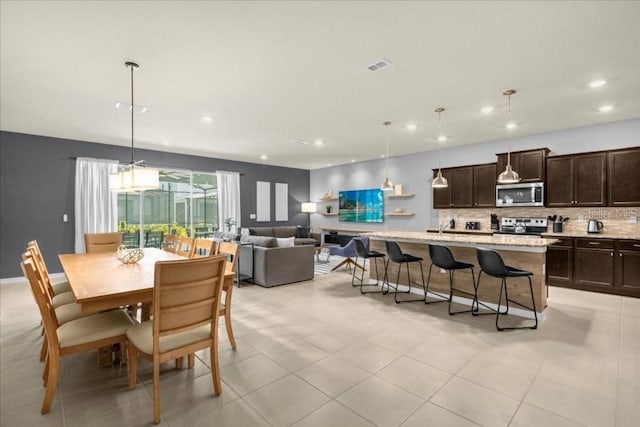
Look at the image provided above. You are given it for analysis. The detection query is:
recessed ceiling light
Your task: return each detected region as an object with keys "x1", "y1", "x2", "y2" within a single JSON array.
[
  {"x1": 406, "y1": 123, "x2": 417, "y2": 131},
  {"x1": 589, "y1": 79, "x2": 607, "y2": 88},
  {"x1": 162, "y1": 140, "x2": 170, "y2": 146},
  {"x1": 201, "y1": 115, "x2": 213, "y2": 123},
  {"x1": 260, "y1": 154, "x2": 268, "y2": 160},
  {"x1": 314, "y1": 139, "x2": 324, "y2": 146},
  {"x1": 438, "y1": 135, "x2": 448, "y2": 142},
  {"x1": 481, "y1": 106, "x2": 494, "y2": 114},
  {"x1": 506, "y1": 122, "x2": 517, "y2": 130},
  {"x1": 380, "y1": 154, "x2": 385, "y2": 158},
  {"x1": 351, "y1": 159, "x2": 356, "y2": 163},
  {"x1": 598, "y1": 105, "x2": 613, "y2": 112},
  {"x1": 327, "y1": 163, "x2": 332, "y2": 167}
]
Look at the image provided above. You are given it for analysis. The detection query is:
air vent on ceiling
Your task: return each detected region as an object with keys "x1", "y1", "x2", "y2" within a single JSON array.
[
  {"x1": 367, "y1": 58, "x2": 392, "y2": 72},
  {"x1": 291, "y1": 139, "x2": 311, "y2": 145}
]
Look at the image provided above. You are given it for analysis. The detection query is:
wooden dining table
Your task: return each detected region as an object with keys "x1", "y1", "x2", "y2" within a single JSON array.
[{"x1": 59, "y1": 248, "x2": 234, "y2": 316}]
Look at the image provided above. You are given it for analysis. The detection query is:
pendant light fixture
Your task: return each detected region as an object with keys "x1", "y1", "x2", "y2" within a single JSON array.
[
  {"x1": 381, "y1": 121, "x2": 394, "y2": 191},
  {"x1": 432, "y1": 107, "x2": 449, "y2": 188},
  {"x1": 497, "y1": 89, "x2": 521, "y2": 184},
  {"x1": 109, "y1": 61, "x2": 159, "y2": 192}
]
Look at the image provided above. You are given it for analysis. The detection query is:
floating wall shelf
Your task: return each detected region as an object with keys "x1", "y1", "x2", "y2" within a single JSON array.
[
  {"x1": 385, "y1": 212, "x2": 415, "y2": 216},
  {"x1": 386, "y1": 193, "x2": 415, "y2": 198}
]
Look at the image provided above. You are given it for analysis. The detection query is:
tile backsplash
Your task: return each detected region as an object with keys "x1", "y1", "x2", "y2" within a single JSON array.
[{"x1": 438, "y1": 207, "x2": 640, "y2": 237}]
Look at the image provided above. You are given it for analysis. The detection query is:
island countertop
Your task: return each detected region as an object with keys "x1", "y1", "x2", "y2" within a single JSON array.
[{"x1": 363, "y1": 230, "x2": 558, "y2": 253}]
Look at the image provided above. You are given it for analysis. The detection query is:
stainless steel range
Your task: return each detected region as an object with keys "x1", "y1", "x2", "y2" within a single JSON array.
[{"x1": 494, "y1": 217, "x2": 548, "y2": 238}]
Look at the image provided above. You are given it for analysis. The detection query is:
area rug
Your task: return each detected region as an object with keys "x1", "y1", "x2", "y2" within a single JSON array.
[{"x1": 314, "y1": 255, "x2": 349, "y2": 275}]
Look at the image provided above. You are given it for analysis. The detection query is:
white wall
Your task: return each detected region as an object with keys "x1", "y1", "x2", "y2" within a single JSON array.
[{"x1": 310, "y1": 118, "x2": 640, "y2": 231}]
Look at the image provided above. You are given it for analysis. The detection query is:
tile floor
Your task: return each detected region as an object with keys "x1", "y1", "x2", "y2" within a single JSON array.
[{"x1": 1, "y1": 269, "x2": 639, "y2": 426}]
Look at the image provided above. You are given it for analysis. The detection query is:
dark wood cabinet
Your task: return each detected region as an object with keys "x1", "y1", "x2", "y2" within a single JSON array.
[
  {"x1": 496, "y1": 148, "x2": 548, "y2": 182},
  {"x1": 546, "y1": 152, "x2": 607, "y2": 207},
  {"x1": 546, "y1": 238, "x2": 573, "y2": 286},
  {"x1": 548, "y1": 238, "x2": 640, "y2": 297},
  {"x1": 574, "y1": 238, "x2": 614, "y2": 289},
  {"x1": 433, "y1": 164, "x2": 496, "y2": 209},
  {"x1": 608, "y1": 147, "x2": 640, "y2": 206},
  {"x1": 433, "y1": 168, "x2": 453, "y2": 209},
  {"x1": 615, "y1": 240, "x2": 640, "y2": 295},
  {"x1": 450, "y1": 167, "x2": 474, "y2": 208},
  {"x1": 473, "y1": 163, "x2": 497, "y2": 207}
]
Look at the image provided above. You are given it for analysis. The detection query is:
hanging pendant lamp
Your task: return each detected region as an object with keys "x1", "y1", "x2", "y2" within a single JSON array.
[
  {"x1": 497, "y1": 89, "x2": 521, "y2": 184},
  {"x1": 381, "y1": 121, "x2": 394, "y2": 191},
  {"x1": 432, "y1": 107, "x2": 449, "y2": 188},
  {"x1": 109, "y1": 61, "x2": 159, "y2": 192}
]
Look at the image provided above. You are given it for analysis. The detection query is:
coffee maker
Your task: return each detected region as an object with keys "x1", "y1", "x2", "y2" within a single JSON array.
[{"x1": 490, "y1": 214, "x2": 499, "y2": 231}]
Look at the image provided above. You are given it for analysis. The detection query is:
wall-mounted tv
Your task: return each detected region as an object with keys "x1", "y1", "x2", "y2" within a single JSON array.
[{"x1": 339, "y1": 188, "x2": 384, "y2": 223}]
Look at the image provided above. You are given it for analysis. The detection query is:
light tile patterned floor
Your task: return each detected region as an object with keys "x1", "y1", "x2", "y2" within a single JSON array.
[{"x1": 1, "y1": 270, "x2": 639, "y2": 426}]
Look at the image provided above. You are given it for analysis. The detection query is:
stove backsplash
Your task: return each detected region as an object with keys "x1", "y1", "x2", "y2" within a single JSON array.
[{"x1": 438, "y1": 207, "x2": 640, "y2": 236}]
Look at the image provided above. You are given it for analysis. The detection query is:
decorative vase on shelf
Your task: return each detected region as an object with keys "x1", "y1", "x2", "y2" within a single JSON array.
[
  {"x1": 394, "y1": 184, "x2": 403, "y2": 195},
  {"x1": 326, "y1": 205, "x2": 332, "y2": 213},
  {"x1": 324, "y1": 189, "x2": 333, "y2": 199}
]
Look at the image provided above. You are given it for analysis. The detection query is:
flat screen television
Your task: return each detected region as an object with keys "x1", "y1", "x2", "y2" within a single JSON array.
[{"x1": 339, "y1": 188, "x2": 384, "y2": 223}]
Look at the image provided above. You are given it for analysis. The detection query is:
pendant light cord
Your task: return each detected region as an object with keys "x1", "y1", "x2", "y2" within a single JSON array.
[
  {"x1": 507, "y1": 92, "x2": 512, "y2": 167},
  {"x1": 130, "y1": 63, "x2": 135, "y2": 165},
  {"x1": 384, "y1": 121, "x2": 391, "y2": 179}
]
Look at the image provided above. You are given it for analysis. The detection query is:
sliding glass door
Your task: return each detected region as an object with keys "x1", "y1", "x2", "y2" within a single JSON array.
[{"x1": 117, "y1": 169, "x2": 218, "y2": 248}]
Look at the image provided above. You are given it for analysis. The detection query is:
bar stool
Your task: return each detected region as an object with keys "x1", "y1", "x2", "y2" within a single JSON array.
[
  {"x1": 475, "y1": 248, "x2": 538, "y2": 331},
  {"x1": 426, "y1": 244, "x2": 478, "y2": 315},
  {"x1": 352, "y1": 237, "x2": 386, "y2": 294},
  {"x1": 383, "y1": 241, "x2": 425, "y2": 303}
]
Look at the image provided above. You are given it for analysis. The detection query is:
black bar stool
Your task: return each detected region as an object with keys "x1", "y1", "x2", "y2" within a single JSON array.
[
  {"x1": 383, "y1": 241, "x2": 425, "y2": 303},
  {"x1": 352, "y1": 237, "x2": 386, "y2": 294},
  {"x1": 475, "y1": 248, "x2": 538, "y2": 331},
  {"x1": 426, "y1": 244, "x2": 478, "y2": 315}
]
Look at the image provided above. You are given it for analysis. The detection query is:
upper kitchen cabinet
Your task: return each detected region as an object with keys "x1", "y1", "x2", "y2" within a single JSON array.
[
  {"x1": 608, "y1": 147, "x2": 640, "y2": 206},
  {"x1": 547, "y1": 152, "x2": 607, "y2": 207},
  {"x1": 496, "y1": 148, "x2": 549, "y2": 182},
  {"x1": 433, "y1": 164, "x2": 495, "y2": 209},
  {"x1": 473, "y1": 163, "x2": 497, "y2": 207}
]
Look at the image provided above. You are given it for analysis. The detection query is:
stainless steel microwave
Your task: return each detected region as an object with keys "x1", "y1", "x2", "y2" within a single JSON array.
[{"x1": 496, "y1": 183, "x2": 544, "y2": 207}]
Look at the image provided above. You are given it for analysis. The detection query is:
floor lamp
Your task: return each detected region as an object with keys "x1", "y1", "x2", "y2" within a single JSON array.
[{"x1": 301, "y1": 202, "x2": 317, "y2": 236}]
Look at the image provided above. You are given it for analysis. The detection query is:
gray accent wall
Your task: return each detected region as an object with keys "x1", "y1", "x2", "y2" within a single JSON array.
[
  {"x1": 310, "y1": 118, "x2": 640, "y2": 233},
  {"x1": 0, "y1": 131, "x2": 309, "y2": 278}
]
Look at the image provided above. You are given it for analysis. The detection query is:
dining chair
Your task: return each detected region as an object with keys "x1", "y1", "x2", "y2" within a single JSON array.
[
  {"x1": 84, "y1": 232, "x2": 123, "y2": 253},
  {"x1": 328, "y1": 238, "x2": 365, "y2": 272},
  {"x1": 176, "y1": 236, "x2": 195, "y2": 258},
  {"x1": 352, "y1": 237, "x2": 386, "y2": 294},
  {"x1": 126, "y1": 255, "x2": 227, "y2": 424},
  {"x1": 216, "y1": 241, "x2": 240, "y2": 350},
  {"x1": 27, "y1": 240, "x2": 71, "y2": 296},
  {"x1": 191, "y1": 238, "x2": 216, "y2": 258},
  {"x1": 162, "y1": 234, "x2": 181, "y2": 253},
  {"x1": 26, "y1": 243, "x2": 75, "y2": 307},
  {"x1": 21, "y1": 258, "x2": 134, "y2": 415}
]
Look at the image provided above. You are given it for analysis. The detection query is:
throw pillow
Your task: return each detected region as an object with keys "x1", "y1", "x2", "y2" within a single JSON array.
[{"x1": 276, "y1": 237, "x2": 295, "y2": 247}]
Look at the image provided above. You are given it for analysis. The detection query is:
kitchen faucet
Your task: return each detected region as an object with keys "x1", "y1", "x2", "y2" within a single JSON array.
[{"x1": 438, "y1": 222, "x2": 450, "y2": 236}]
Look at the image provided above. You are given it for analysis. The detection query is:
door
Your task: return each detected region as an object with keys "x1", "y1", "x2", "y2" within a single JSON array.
[
  {"x1": 574, "y1": 152, "x2": 607, "y2": 206},
  {"x1": 450, "y1": 167, "x2": 474, "y2": 207},
  {"x1": 546, "y1": 156, "x2": 574, "y2": 207},
  {"x1": 433, "y1": 168, "x2": 453, "y2": 208},
  {"x1": 473, "y1": 163, "x2": 496, "y2": 207},
  {"x1": 574, "y1": 239, "x2": 614, "y2": 288},
  {"x1": 546, "y1": 238, "x2": 573, "y2": 286},
  {"x1": 608, "y1": 148, "x2": 640, "y2": 206},
  {"x1": 615, "y1": 240, "x2": 640, "y2": 294}
]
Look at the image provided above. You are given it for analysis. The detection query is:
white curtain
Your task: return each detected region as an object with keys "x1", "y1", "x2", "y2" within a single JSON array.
[
  {"x1": 216, "y1": 171, "x2": 241, "y2": 232},
  {"x1": 75, "y1": 158, "x2": 119, "y2": 252}
]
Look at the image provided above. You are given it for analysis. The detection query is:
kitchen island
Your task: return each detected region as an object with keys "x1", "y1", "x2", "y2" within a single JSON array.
[{"x1": 363, "y1": 231, "x2": 558, "y2": 314}]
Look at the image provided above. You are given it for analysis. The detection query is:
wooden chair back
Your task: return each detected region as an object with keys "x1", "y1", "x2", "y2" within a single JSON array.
[
  {"x1": 26, "y1": 241, "x2": 57, "y2": 298},
  {"x1": 163, "y1": 234, "x2": 181, "y2": 253},
  {"x1": 191, "y1": 238, "x2": 216, "y2": 258},
  {"x1": 176, "y1": 236, "x2": 195, "y2": 258},
  {"x1": 21, "y1": 258, "x2": 60, "y2": 343},
  {"x1": 152, "y1": 255, "x2": 226, "y2": 341},
  {"x1": 216, "y1": 241, "x2": 239, "y2": 276},
  {"x1": 84, "y1": 232, "x2": 123, "y2": 253},
  {"x1": 214, "y1": 241, "x2": 239, "y2": 349}
]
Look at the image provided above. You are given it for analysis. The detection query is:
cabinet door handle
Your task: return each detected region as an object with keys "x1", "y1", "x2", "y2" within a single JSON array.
[
  {"x1": 588, "y1": 242, "x2": 600, "y2": 245},
  {"x1": 610, "y1": 252, "x2": 613, "y2": 257},
  {"x1": 634, "y1": 244, "x2": 640, "y2": 248},
  {"x1": 619, "y1": 253, "x2": 622, "y2": 257}
]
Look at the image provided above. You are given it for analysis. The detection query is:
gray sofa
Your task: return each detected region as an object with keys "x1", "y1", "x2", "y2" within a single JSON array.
[
  {"x1": 248, "y1": 226, "x2": 318, "y2": 246},
  {"x1": 239, "y1": 234, "x2": 315, "y2": 287}
]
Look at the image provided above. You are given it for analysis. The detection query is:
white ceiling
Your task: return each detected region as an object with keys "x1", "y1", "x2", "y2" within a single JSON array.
[{"x1": 1, "y1": 1, "x2": 639, "y2": 170}]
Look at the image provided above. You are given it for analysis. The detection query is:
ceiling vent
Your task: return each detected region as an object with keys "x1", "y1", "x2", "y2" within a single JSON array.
[
  {"x1": 367, "y1": 58, "x2": 392, "y2": 72},
  {"x1": 291, "y1": 139, "x2": 311, "y2": 145}
]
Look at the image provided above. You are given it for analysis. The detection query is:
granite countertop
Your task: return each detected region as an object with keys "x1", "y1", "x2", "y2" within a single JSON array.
[
  {"x1": 364, "y1": 231, "x2": 559, "y2": 248},
  {"x1": 425, "y1": 228, "x2": 492, "y2": 235},
  {"x1": 541, "y1": 231, "x2": 640, "y2": 240}
]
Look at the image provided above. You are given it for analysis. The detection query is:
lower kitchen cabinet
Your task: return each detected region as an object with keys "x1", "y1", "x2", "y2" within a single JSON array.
[{"x1": 546, "y1": 237, "x2": 640, "y2": 297}]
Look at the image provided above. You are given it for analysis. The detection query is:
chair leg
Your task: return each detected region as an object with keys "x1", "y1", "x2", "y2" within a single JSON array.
[
  {"x1": 175, "y1": 357, "x2": 184, "y2": 369},
  {"x1": 353, "y1": 257, "x2": 382, "y2": 294},
  {"x1": 496, "y1": 276, "x2": 538, "y2": 331},
  {"x1": 153, "y1": 360, "x2": 161, "y2": 424},
  {"x1": 394, "y1": 262, "x2": 424, "y2": 303},
  {"x1": 424, "y1": 264, "x2": 448, "y2": 305},
  {"x1": 188, "y1": 353, "x2": 195, "y2": 369},
  {"x1": 39, "y1": 336, "x2": 47, "y2": 362},
  {"x1": 448, "y1": 267, "x2": 479, "y2": 315},
  {"x1": 210, "y1": 341, "x2": 222, "y2": 396},
  {"x1": 41, "y1": 350, "x2": 59, "y2": 414},
  {"x1": 128, "y1": 345, "x2": 138, "y2": 389},
  {"x1": 224, "y1": 291, "x2": 237, "y2": 350},
  {"x1": 332, "y1": 257, "x2": 355, "y2": 272}
]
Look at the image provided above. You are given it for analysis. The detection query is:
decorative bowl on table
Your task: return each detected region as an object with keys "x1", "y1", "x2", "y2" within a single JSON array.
[{"x1": 116, "y1": 245, "x2": 144, "y2": 264}]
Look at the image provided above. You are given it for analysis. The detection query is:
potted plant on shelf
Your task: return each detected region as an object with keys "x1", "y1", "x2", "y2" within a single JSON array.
[
  {"x1": 223, "y1": 217, "x2": 237, "y2": 232},
  {"x1": 325, "y1": 205, "x2": 332, "y2": 214}
]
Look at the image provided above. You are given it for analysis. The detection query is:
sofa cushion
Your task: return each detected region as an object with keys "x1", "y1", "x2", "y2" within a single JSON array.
[
  {"x1": 276, "y1": 237, "x2": 295, "y2": 247},
  {"x1": 294, "y1": 238, "x2": 318, "y2": 246},
  {"x1": 241, "y1": 234, "x2": 277, "y2": 248},
  {"x1": 273, "y1": 226, "x2": 297, "y2": 238},
  {"x1": 250, "y1": 227, "x2": 275, "y2": 237}
]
